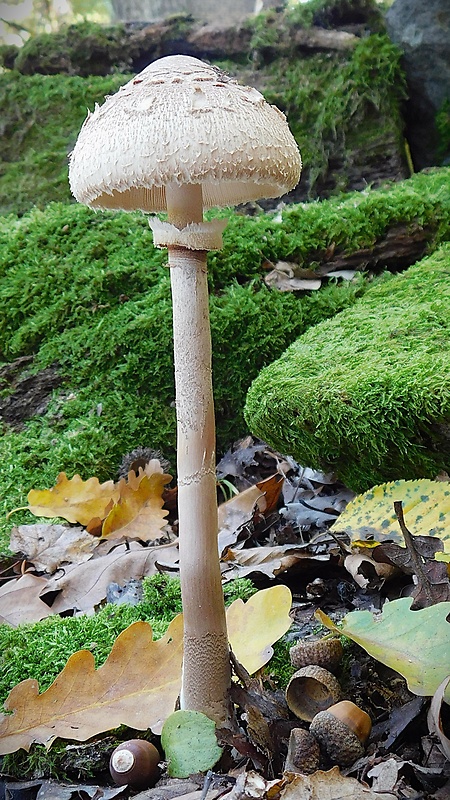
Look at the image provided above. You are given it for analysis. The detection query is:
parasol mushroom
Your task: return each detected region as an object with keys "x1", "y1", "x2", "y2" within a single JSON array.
[{"x1": 69, "y1": 54, "x2": 301, "y2": 726}]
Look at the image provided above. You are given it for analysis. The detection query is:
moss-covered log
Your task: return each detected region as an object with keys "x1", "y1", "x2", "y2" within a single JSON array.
[{"x1": 245, "y1": 245, "x2": 450, "y2": 491}]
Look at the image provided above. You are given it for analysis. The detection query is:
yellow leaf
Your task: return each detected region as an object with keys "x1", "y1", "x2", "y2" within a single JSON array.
[
  {"x1": 27, "y1": 473, "x2": 119, "y2": 527},
  {"x1": 226, "y1": 585, "x2": 292, "y2": 674},
  {"x1": 101, "y1": 472, "x2": 171, "y2": 540},
  {"x1": 331, "y1": 479, "x2": 450, "y2": 561},
  {"x1": 0, "y1": 616, "x2": 183, "y2": 754}
]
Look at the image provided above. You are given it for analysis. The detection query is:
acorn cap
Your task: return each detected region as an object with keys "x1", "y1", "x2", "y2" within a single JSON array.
[
  {"x1": 285, "y1": 665, "x2": 342, "y2": 721},
  {"x1": 284, "y1": 727, "x2": 320, "y2": 774},
  {"x1": 309, "y1": 700, "x2": 372, "y2": 767},
  {"x1": 69, "y1": 55, "x2": 301, "y2": 213},
  {"x1": 290, "y1": 637, "x2": 343, "y2": 672}
]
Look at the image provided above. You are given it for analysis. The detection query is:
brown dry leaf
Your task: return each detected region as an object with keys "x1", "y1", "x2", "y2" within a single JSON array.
[
  {"x1": 264, "y1": 261, "x2": 322, "y2": 292},
  {"x1": 0, "y1": 616, "x2": 183, "y2": 754},
  {"x1": 9, "y1": 524, "x2": 98, "y2": 572},
  {"x1": 0, "y1": 574, "x2": 53, "y2": 626},
  {"x1": 222, "y1": 544, "x2": 328, "y2": 580},
  {"x1": 218, "y1": 475, "x2": 284, "y2": 554},
  {"x1": 41, "y1": 541, "x2": 180, "y2": 614},
  {"x1": 27, "y1": 473, "x2": 119, "y2": 527},
  {"x1": 102, "y1": 472, "x2": 171, "y2": 540},
  {"x1": 279, "y1": 767, "x2": 397, "y2": 800}
]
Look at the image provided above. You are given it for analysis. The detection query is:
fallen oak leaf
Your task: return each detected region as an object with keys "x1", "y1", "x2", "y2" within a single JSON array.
[
  {"x1": 332, "y1": 479, "x2": 450, "y2": 561},
  {"x1": 0, "y1": 574, "x2": 53, "y2": 626},
  {"x1": 218, "y1": 474, "x2": 284, "y2": 554},
  {"x1": 280, "y1": 766, "x2": 397, "y2": 800},
  {"x1": 40, "y1": 540, "x2": 180, "y2": 614},
  {"x1": 222, "y1": 544, "x2": 329, "y2": 581},
  {"x1": 223, "y1": 768, "x2": 397, "y2": 800},
  {"x1": 317, "y1": 597, "x2": 450, "y2": 702},
  {"x1": 24, "y1": 473, "x2": 119, "y2": 527},
  {"x1": 0, "y1": 616, "x2": 183, "y2": 754},
  {"x1": 9, "y1": 523, "x2": 98, "y2": 573},
  {"x1": 371, "y1": 502, "x2": 450, "y2": 609},
  {"x1": 101, "y1": 472, "x2": 172, "y2": 540}
]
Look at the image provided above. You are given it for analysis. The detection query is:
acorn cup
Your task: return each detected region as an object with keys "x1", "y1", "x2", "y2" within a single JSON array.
[
  {"x1": 285, "y1": 665, "x2": 342, "y2": 721},
  {"x1": 289, "y1": 637, "x2": 343, "y2": 673}
]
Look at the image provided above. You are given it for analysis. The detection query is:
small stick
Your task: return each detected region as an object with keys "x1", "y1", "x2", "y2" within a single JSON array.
[
  {"x1": 393, "y1": 500, "x2": 434, "y2": 604},
  {"x1": 201, "y1": 770, "x2": 214, "y2": 800}
]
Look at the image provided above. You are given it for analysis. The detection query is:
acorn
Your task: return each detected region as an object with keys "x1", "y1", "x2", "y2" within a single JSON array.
[
  {"x1": 284, "y1": 727, "x2": 320, "y2": 774},
  {"x1": 109, "y1": 739, "x2": 160, "y2": 788},
  {"x1": 290, "y1": 637, "x2": 343, "y2": 673},
  {"x1": 285, "y1": 665, "x2": 342, "y2": 721},
  {"x1": 309, "y1": 700, "x2": 372, "y2": 767}
]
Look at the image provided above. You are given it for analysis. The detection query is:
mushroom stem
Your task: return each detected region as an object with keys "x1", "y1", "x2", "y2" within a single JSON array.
[{"x1": 166, "y1": 183, "x2": 232, "y2": 725}]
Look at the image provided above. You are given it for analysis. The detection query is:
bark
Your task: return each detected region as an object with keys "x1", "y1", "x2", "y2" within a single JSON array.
[{"x1": 314, "y1": 223, "x2": 433, "y2": 276}]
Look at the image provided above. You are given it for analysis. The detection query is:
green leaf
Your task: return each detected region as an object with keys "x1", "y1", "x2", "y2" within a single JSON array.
[
  {"x1": 317, "y1": 598, "x2": 450, "y2": 702},
  {"x1": 160, "y1": 710, "x2": 223, "y2": 778},
  {"x1": 331, "y1": 479, "x2": 450, "y2": 561}
]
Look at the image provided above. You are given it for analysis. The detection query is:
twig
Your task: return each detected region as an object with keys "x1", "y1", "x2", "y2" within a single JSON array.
[
  {"x1": 393, "y1": 500, "x2": 434, "y2": 604},
  {"x1": 201, "y1": 770, "x2": 214, "y2": 800}
]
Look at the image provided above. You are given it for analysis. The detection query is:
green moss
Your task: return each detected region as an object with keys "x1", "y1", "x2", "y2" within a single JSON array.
[
  {"x1": 2, "y1": 740, "x2": 70, "y2": 781},
  {"x1": 247, "y1": 0, "x2": 384, "y2": 52},
  {"x1": 0, "y1": 71, "x2": 129, "y2": 215},
  {"x1": 436, "y1": 99, "x2": 450, "y2": 166},
  {"x1": 266, "y1": 637, "x2": 295, "y2": 689},
  {"x1": 287, "y1": 0, "x2": 386, "y2": 32},
  {"x1": 246, "y1": 8, "x2": 282, "y2": 52},
  {"x1": 0, "y1": 575, "x2": 254, "y2": 707},
  {"x1": 1, "y1": 170, "x2": 450, "y2": 550},
  {"x1": 245, "y1": 244, "x2": 450, "y2": 491},
  {"x1": 262, "y1": 34, "x2": 407, "y2": 194},
  {"x1": 280, "y1": 167, "x2": 450, "y2": 259},
  {"x1": 13, "y1": 21, "x2": 131, "y2": 77}
]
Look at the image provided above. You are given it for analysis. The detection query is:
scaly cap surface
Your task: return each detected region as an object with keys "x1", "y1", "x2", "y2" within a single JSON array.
[{"x1": 69, "y1": 54, "x2": 301, "y2": 211}]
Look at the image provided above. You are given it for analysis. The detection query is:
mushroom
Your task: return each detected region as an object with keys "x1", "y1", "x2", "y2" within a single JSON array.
[{"x1": 69, "y1": 54, "x2": 301, "y2": 726}]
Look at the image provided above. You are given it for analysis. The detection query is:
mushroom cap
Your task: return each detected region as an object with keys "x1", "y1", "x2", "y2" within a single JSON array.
[{"x1": 69, "y1": 55, "x2": 301, "y2": 212}]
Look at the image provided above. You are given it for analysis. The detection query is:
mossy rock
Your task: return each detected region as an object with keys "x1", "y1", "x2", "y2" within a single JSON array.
[
  {"x1": 0, "y1": 200, "x2": 368, "y2": 551},
  {"x1": 245, "y1": 244, "x2": 450, "y2": 491}
]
